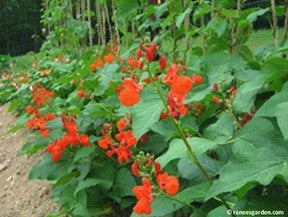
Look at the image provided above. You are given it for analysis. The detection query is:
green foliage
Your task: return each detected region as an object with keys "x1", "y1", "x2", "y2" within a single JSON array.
[{"x1": 1, "y1": 1, "x2": 288, "y2": 217}]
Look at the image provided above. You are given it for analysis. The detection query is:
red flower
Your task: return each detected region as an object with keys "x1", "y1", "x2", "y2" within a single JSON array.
[
  {"x1": 163, "y1": 63, "x2": 179, "y2": 85},
  {"x1": 230, "y1": 86, "x2": 237, "y2": 97},
  {"x1": 191, "y1": 75, "x2": 203, "y2": 84},
  {"x1": 77, "y1": 90, "x2": 85, "y2": 98},
  {"x1": 26, "y1": 106, "x2": 38, "y2": 114},
  {"x1": 133, "y1": 178, "x2": 154, "y2": 215},
  {"x1": 118, "y1": 78, "x2": 142, "y2": 107},
  {"x1": 98, "y1": 136, "x2": 111, "y2": 149},
  {"x1": 159, "y1": 55, "x2": 167, "y2": 70},
  {"x1": 116, "y1": 146, "x2": 131, "y2": 163},
  {"x1": 156, "y1": 172, "x2": 179, "y2": 196},
  {"x1": 213, "y1": 95, "x2": 221, "y2": 104},
  {"x1": 168, "y1": 91, "x2": 188, "y2": 117},
  {"x1": 150, "y1": 42, "x2": 157, "y2": 53},
  {"x1": 143, "y1": 77, "x2": 152, "y2": 84},
  {"x1": 65, "y1": 119, "x2": 78, "y2": 135},
  {"x1": 131, "y1": 160, "x2": 140, "y2": 176},
  {"x1": 240, "y1": 113, "x2": 254, "y2": 126},
  {"x1": 153, "y1": 162, "x2": 162, "y2": 176},
  {"x1": 140, "y1": 134, "x2": 148, "y2": 142},
  {"x1": 46, "y1": 113, "x2": 55, "y2": 121},
  {"x1": 119, "y1": 87, "x2": 141, "y2": 107},
  {"x1": 52, "y1": 151, "x2": 62, "y2": 162},
  {"x1": 145, "y1": 47, "x2": 154, "y2": 62},
  {"x1": 213, "y1": 83, "x2": 218, "y2": 91},
  {"x1": 79, "y1": 134, "x2": 89, "y2": 147},
  {"x1": 40, "y1": 129, "x2": 49, "y2": 138},
  {"x1": 117, "y1": 119, "x2": 126, "y2": 132},
  {"x1": 121, "y1": 66, "x2": 127, "y2": 73},
  {"x1": 136, "y1": 48, "x2": 142, "y2": 59},
  {"x1": 171, "y1": 76, "x2": 193, "y2": 95},
  {"x1": 104, "y1": 53, "x2": 114, "y2": 64},
  {"x1": 133, "y1": 198, "x2": 151, "y2": 215},
  {"x1": 127, "y1": 57, "x2": 141, "y2": 71},
  {"x1": 90, "y1": 59, "x2": 103, "y2": 71},
  {"x1": 32, "y1": 87, "x2": 54, "y2": 107},
  {"x1": 160, "y1": 111, "x2": 169, "y2": 119}
]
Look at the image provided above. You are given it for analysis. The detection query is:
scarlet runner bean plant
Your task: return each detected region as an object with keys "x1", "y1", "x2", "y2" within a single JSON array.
[{"x1": 1, "y1": 0, "x2": 288, "y2": 217}]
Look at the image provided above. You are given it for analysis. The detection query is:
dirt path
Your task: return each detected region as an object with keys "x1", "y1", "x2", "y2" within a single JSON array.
[{"x1": 0, "y1": 104, "x2": 59, "y2": 217}]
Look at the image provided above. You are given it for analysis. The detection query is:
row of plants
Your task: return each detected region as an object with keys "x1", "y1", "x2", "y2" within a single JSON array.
[{"x1": 1, "y1": 0, "x2": 288, "y2": 216}]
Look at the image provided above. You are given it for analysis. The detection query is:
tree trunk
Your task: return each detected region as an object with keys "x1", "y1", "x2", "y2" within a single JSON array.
[
  {"x1": 112, "y1": 0, "x2": 120, "y2": 45},
  {"x1": 101, "y1": 4, "x2": 106, "y2": 45},
  {"x1": 87, "y1": 0, "x2": 93, "y2": 47},
  {"x1": 284, "y1": 0, "x2": 288, "y2": 40},
  {"x1": 104, "y1": 1, "x2": 112, "y2": 41},
  {"x1": 271, "y1": 0, "x2": 279, "y2": 47},
  {"x1": 81, "y1": 0, "x2": 87, "y2": 48}
]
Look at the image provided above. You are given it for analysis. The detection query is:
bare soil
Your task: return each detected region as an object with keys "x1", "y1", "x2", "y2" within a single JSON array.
[{"x1": 0, "y1": 104, "x2": 59, "y2": 217}]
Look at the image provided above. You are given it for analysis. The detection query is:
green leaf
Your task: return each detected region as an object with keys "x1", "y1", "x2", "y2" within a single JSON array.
[
  {"x1": 157, "y1": 138, "x2": 218, "y2": 168},
  {"x1": 256, "y1": 89, "x2": 288, "y2": 117},
  {"x1": 94, "y1": 63, "x2": 120, "y2": 95},
  {"x1": 193, "y1": 5, "x2": 212, "y2": 22},
  {"x1": 207, "y1": 206, "x2": 230, "y2": 217},
  {"x1": 178, "y1": 156, "x2": 219, "y2": 181},
  {"x1": 233, "y1": 73, "x2": 267, "y2": 113},
  {"x1": 75, "y1": 178, "x2": 103, "y2": 196},
  {"x1": 46, "y1": 117, "x2": 62, "y2": 129},
  {"x1": 74, "y1": 146, "x2": 94, "y2": 162},
  {"x1": 275, "y1": 102, "x2": 288, "y2": 140},
  {"x1": 150, "y1": 119, "x2": 176, "y2": 141},
  {"x1": 247, "y1": 8, "x2": 269, "y2": 23},
  {"x1": 176, "y1": 8, "x2": 192, "y2": 29},
  {"x1": 207, "y1": 17, "x2": 228, "y2": 37},
  {"x1": 109, "y1": 167, "x2": 136, "y2": 199},
  {"x1": 132, "y1": 87, "x2": 164, "y2": 139},
  {"x1": 18, "y1": 138, "x2": 50, "y2": 155},
  {"x1": 29, "y1": 155, "x2": 73, "y2": 181},
  {"x1": 204, "y1": 112, "x2": 234, "y2": 143},
  {"x1": 116, "y1": 0, "x2": 139, "y2": 18},
  {"x1": 207, "y1": 117, "x2": 288, "y2": 199},
  {"x1": 207, "y1": 148, "x2": 288, "y2": 199}
]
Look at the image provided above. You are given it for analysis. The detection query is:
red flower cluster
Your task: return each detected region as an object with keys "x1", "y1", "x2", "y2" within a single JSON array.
[
  {"x1": 46, "y1": 116, "x2": 89, "y2": 162},
  {"x1": 117, "y1": 78, "x2": 143, "y2": 107},
  {"x1": 127, "y1": 57, "x2": 143, "y2": 71},
  {"x1": 32, "y1": 86, "x2": 54, "y2": 107},
  {"x1": 26, "y1": 110, "x2": 55, "y2": 138},
  {"x1": 98, "y1": 118, "x2": 138, "y2": 163},
  {"x1": 163, "y1": 63, "x2": 203, "y2": 118},
  {"x1": 90, "y1": 59, "x2": 104, "y2": 71},
  {"x1": 133, "y1": 178, "x2": 154, "y2": 215},
  {"x1": 26, "y1": 86, "x2": 55, "y2": 138},
  {"x1": 77, "y1": 89, "x2": 85, "y2": 98},
  {"x1": 90, "y1": 52, "x2": 116, "y2": 71},
  {"x1": 39, "y1": 68, "x2": 51, "y2": 76},
  {"x1": 145, "y1": 42, "x2": 157, "y2": 62},
  {"x1": 156, "y1": 172, "x2": 179, "y2": 196},
  {"x1": 159, "y1": 55, "x2": 167, "y2": 70},
  {"x1": 104, "y1": 53, "x2": 115, "y2": 64},
  {"x1": 131, "y1": 159, "x2": 179, "y2": 215}
]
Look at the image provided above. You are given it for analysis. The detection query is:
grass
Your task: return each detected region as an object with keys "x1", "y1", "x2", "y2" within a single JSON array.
[
  {"x1": 246, "y1": 28, "x2": 285, "y2": 50},
  {"x1": 10, "y1": 52, "x2": 38, "y2": 73}
]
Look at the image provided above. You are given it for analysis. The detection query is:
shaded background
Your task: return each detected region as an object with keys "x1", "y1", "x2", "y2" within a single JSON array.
[{"x1": 0, "y1": 0, "x2": 285, "y2": 56}]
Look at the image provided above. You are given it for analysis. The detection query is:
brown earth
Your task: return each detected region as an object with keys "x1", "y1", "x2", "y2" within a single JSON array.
[{"x1": 0, "y1": 104, "x2": 60, "y2": 217}]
